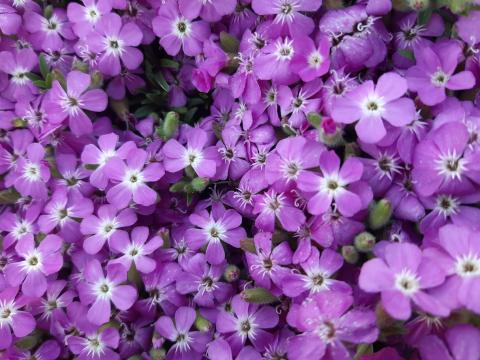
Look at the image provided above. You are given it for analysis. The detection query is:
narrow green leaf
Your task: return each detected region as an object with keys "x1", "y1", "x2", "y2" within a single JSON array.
[
  {"x1": 39, "y1": 54, "x2": 49, "y2": 78},
  {"x1": 159, "y1": 58, "x2": 180, "y2": 70}
]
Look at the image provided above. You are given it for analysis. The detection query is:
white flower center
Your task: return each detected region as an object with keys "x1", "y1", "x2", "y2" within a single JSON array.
[
  {"x1": 435, "y1": 151, "x2": 467, "y2": 181},
  {"x1": 103, "y1": 36, "x2": 125, "y2": 57},
  {"x1": 42, "y1": 15, "x2": 62, "y2": 34},
  {"x1": 60, "y1": 93, "x2": 84, "y2": 116},
  {"x1": 204, "y1": 221, "x2": 226, "y2": 243},
  {"x1": 236, "y1": 316, "x2": 257, "y2": 341},
  {"x1": 262, "y1": 192, "x2": 285, "y2": 214},
  {"x1": 431, "y1": 70, "x2": 449, "y2": 87},
  {"x1": 172, "y1": 17, "x2": 192, "y2": 39},
  {"x1": 281, "y1": 160, "x2": 302, "y2": 181},
  {"x1": 455, "y1": 253, "x2": 480, "y2": 278},
  {"x1": 98, "y1": 149, "x2": 116, "y2": 166},
  {"x1": 93, "y1": 279, "x2": 114, "y2": 300},
  {"x1": 306, "y1": 271, "x2": 331, "y2": 293},
  {"x1": 21, "y1": 249, "x2": 43, "y2": 273},
  {"x1": 85, "y1": 5, "x2": 100, "y2": 23},
  {"x1": 276, "y1": 0, "x2": 299, "y2": 23},
  {"x1": 126, "y1": 244, "x2": 143, "y2": 259},
  {"x1": 316, "y1": 321, "x2": 336, "y2": 343},
  {"x1": 122, "y1": 169, "x2": 144, "y2": 189},
  {"x1": 98, "y1": 218, "x2": 119, "y2": 238},
  {"x1": 84, "y1": 336, "x2": 106, "y2": 357},
  {"x1": 12, "y1": 220, "x2": 32, "y2": 240},
  {"x1": 184, "y1": 148, "x2": 203, "y2": 167},
  {"x1": 361, "y1": 94, "x2": 385, "y2": 116},
  {"x1": 0, "y1": 301, "x2": 17, "y2": 327},
  {"x1": 22, "y1": 162, "x2": 41, "y2": 182},
  {"x1": 274, "y1": 38, "x2": 295, "y2": 61},
  {"x1": 11, "y1": 67, "x2": 30, "y2": 85},
  {"x1": 435, "y1": 195, "x2": 460, "y2": 218},
  {"x1": 394, "y1": 269, "x2": 420, "y2": 296},
  {"x1": 173, "y1": 332, "x2": 193, "y2": 352},
  {"x1": 375, "y1": 153, "x2": 401, "y2": 180},
  {"x1": 320, "y1": 174, "x2": 345, "y2": 197},
  {"x1": 308, "y1": 51, "x2": 324, "y2": 68}
]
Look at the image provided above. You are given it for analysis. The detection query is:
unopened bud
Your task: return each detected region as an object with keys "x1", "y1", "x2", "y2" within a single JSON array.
[
  {"x1": 161, "y1": 112, "x2": 179, "y2": 140},
  {"x1": 194, "y1": 313, "x2": 212, "y2": 332},
  {"x1": 90, "y1": 71, "x2": 103, "y2": 89},
  {"x1": 368, "y1": 199, "x2": 393, "y2": 231},
  {"x1": 191, "y1": 177, "x2": 209, "y2": 192},
  {"x1": 408, "y1": 0, "x2": 430, "y2": 11},
  {"x1": 342, "y1": 245, "x2": 359, "y2": 264},
  {"x1": 44, "y1": 5, "x2": 54, "y2": 19},
  {"x1": 240, "y1": 238, "x2": 256, "y2": 254},
  {"x1": 12, "y1": 118, "x2": 27, "y2": 128},
  {"x1": 307, "y1": 112, "x2": 322, "y2": 128},
  {"x1": 224, "y1": 264, "x2": 240, "y2": 282},
  {"x1": 150, "y1": 348, "x2": 166, "y2": 360},
  {"x1": 242, "y1": 287, "x2": 278, "y2": 304},
  {"x1": 354, "y1": 232, "x2": 376, "y2": 253},
  {"x1": 220, "y1": 31, "x2": 239, "y2": 54}
]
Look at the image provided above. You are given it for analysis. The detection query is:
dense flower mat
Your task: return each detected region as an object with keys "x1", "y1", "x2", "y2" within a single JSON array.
[{"x1": 0, "y1": 0, "x2": 480, "y2": 359}]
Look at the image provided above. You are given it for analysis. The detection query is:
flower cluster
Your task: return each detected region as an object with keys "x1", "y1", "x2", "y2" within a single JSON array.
[{"x1": 0, "y1": 0, "x2": 480, "y2": 359}]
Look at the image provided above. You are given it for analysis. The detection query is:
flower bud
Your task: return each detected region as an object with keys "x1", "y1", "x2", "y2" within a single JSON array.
[
  {"x1": 191, "y1": 177, "x2": 209, "y2": 192},
  {"x1": 0, "y1": 188, "x2": 20, "y2": 205},
  {"x1": 407, "y1": 0, "x2": 430, "y2": 11},
  {"x1": 90, "y1": 71, "x2": 104, "y2": 89},
  {"x1": 368, "y1": 199, "x2": 393, "y2": 231},
  {"x1": 12, "y1": 118, "x2": 27, "y2": 128},
  {"x1": 342, "y1": 245, "x2": 359, "y2": 264},
  {"x1": 194, "y1": 313, "x2": 212, "y2": 332},
  {"x1": 224, "y1": 264, "x2": 241, "y2": 282},
  {"x1": 150, "y1": 348, "x2": 166, "y2": 360},
  {"x1": 220, "y1": 31, "x2": 239, "y2": 54},
  {"x1": 240, "y1": 238, "x2": 256, "y2": 254},
  {"x1": 161, "y1": 112, "x2": 179, "y2": 140},
  {"x1": 242, "y1": 287, "x2": 278, "y2": 304},
  {"x1": 307, "y1": 112, "x2": 322, "y2": 128},
  {"x1": 354, "y1": 232, "x2": 376, "y2": 253},
  {"x1": 44, "y1": 5, "x2": 54, "y2": 19}
]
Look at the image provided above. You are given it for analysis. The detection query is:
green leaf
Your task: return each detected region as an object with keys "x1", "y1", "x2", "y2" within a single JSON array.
[
  {"x1": 39, "y1": 54, "x2": 49, "y2": 78},
  {"x1": 417, "y1": 7, "x2": 433, "y2": 25},
  {"x1": 398, "y1": 49, "x2": 415, "y2": 61},
  {"x1": 154, "y1": 72, "x2": 170, "y2": 92},
  {"x1": 26, "y1": 72, "x2": 42, "y2": 81},
  {"x1": 134, "y1": 106, "x2": 155, "y2": 118},
  {"x1": 159, "y1": 58, "x2": 180, "y2": 70}
]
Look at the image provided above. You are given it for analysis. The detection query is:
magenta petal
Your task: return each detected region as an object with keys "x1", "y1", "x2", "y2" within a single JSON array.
[{"x1": 111, "y1": 285, "x2": 137, "y2": 310}]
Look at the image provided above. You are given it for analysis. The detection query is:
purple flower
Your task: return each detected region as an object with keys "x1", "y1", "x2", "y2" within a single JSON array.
[
  {"x1": 417, "y1": 324, "x2": 480, "y2": 360},
  {"x1": 5, "y1": 234, "x2": 63, "y2": 298},
  {"x1": 426, "y1": 224, "x2": 480, "y2": 314},
  {"x1": 163, "y1": 127, "x2": 217, "y2": 178},
  {"x1": 282, "y1": 247, "x2": 351, "y2": 297},
  {"x1": 11, "y1": 339, "x2": 60, "y2": 360},
  {"x1": 89, "y1": 13, "x2": 143, "y2": 76},
  {"x1": 287, "y1": 291, "x2": 378, "y2": 360},
  {"x1": 332, "y1": 72, "x2": 416, "y2": 143},
  {"x1": 265, "y1": 136, "x2": 323, "y2": 187},
  {"x1": 152, "y1": 1, "x2": 211, "y2": 56},
  {"x1": 80, "y1": 204, "x2": 137, "y2": 255},
  {"x1": 0, "y1": 286, "x2": 36, "y2": 350},
  {"x1": 81, "y1": 133, "x2": 136, "y2": 190},
  {"x1": 45, "y1": 70, "x2": 108, "y2": 136},
  {"x1": 253, "y1": 189, "x2": 306, "y2": 232},
  {"x1": 359, "y1": 242, "x2": 449, "y2": 320},
  {"x1": 0, "y1": 49, "x2": 37, "y2": 102},
  {"x1": 104, "y1": 148, "x2": 164, "y2": 208},
  {"x1": 67, "y1": 0, "x2": 113, "y2": 38},
  {"x1": 11, "y1": 143, "x2": 50, "y2": 200},
  {"x1": 254, "y1": 37, "x2": 299, "y2": 85},
  {"x1": 0, "y1": 204, "x2": 40, "y2": 249},
  {"x1": 251, "y1": 0, "x2": 321, "y2": 36},
  {"x1": 155, "y1": 306, "x2": 211, "y2": 360},
  {"x1": 80, "y1": 260, "x2": 137, "y2": 325},
  {"x1": 412, "y1": 122, "x2": 480, "y2": 197},
  {"x1": 245, "y1": 231, "x2": 292, "y2": 289},
  {"x1": 406, "y1": 41, "x2": 476, "y2": 106},
  {"x1": 216, "y1": 294, "x2": 279, "y2": 354},
  {"x1": 179, "y1": 0, "x2": 236, "y2": 22},
  {"x1": 67, "y1": 327, "x2": 120, "y2": 360},
  {"x1": 176, "y1": 253, "x2": 232, "y2": 307},
  {"x1": 0, "y1": 3, "x2": 21, "y2": 35},
  {"x1": 185, "y1": 207, "x2": 246, "y2": 265},
  {"x1": 291, "y1": 35, "x2": 330, "y2": 82},
  {"x1": 24, "y1": 9, "x2": 75, "y2": 51},
  {"x1": 109, "y1": 226, "x2": 163, "y2": 274},
  {"x1": 298, "y1": 150, "x2": 365, "y2": 217},
  {"x1": 38, "y1": 189, "x2": 93, "y2": 234}
]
